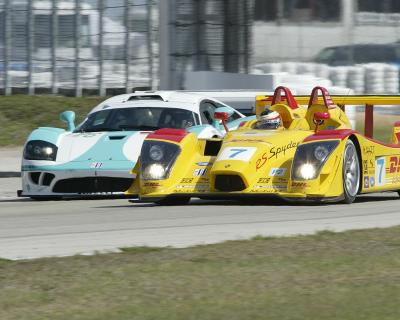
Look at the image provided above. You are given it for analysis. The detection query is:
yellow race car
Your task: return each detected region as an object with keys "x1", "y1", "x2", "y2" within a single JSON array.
[{"x1": 127, "y1": 86, "x2": 400, "y2": 204}]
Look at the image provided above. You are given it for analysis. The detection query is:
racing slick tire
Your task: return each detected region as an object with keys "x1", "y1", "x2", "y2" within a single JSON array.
[
  {"x1": 155, "y1": 197, "x2": 191, "y2": 206},
  {"x1": 342, "y1": 140, "x2": 360, "y2": 204},
  {"x1": 30, "y1": 196, "x2": 62, "y2": 201}
]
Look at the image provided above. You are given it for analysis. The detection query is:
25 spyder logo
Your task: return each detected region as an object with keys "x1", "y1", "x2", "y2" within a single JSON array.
[
  {"x1": 269, "y1": 141, "x2": 299, "y2": 159},
  {"x1": 256, "y1": 152, "x2": 268, "y2": 171}
]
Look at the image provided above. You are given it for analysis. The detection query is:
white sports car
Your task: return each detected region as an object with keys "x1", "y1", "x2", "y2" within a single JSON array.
[{"x1": 19, "y1": 91, "x2": 254, "y2": 199}]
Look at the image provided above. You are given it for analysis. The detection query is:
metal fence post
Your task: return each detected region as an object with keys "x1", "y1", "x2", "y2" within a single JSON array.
[
  {"x1": 74, "y1": 0, "x2": 81, "y2": 97},
  {"x1": 51, "y1": 0, "x2": 58, "y2": 94},
  {"x1": 147, "y1": 0, "x2": 153, "y2": 90},
  {"x1": 27, "y1": 0, "x2": 34, "y2": 95},
  {"x1": 125, "y1": 0, "x2": 131, "y2": 93},
  {"x1": 98, "y1": 0, "x2": 105, "y2": 96},
  {"x1": 4, "y1": 0, "x2": 11, "y2": 95}
]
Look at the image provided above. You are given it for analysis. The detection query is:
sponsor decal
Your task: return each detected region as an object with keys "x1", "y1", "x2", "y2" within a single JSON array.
[
  {"x1": 196, "y1": 162, "x2": 211, "y2": 166},
  {"x1": 217, "y1": 147, "x2": 257, "y2": 161},
  {"x1": 291, "y1": 182, "x2": 308, "y2": 188},
  {"x1": 375, "y1": 157, "x2": 386, "y2": 186},
  {"x1": 143, "y1": 182, "x2": 160, "y2": 187},
  {"x1": 252, "y1": 185, "x2": 286, "y2": 191},
  {"x1": 390, "y1": 176, "x2": 400, "y2": 184},
  {"x1": 363, "y1": 159, "x2": 375, "y2": 175},
  {"x1": 193, "y1": 168, "x2": 207, "y2": 176},
  {"x1": 363, "y1": 146, "x2": 375, "y2": 156},
  {"x1": 269, "y1": 168, "x2": 287, "y2": 177},
  {"x1": 364, "y1": 176, "x2": 369, "y2": 188},
  {"x1": 90, "y1": 162, "x2": 103, "y2": 168},
  {"x1": 176, "y1": 185, "x2": 194, "y2": 189},
  {"x1": 269, "y1": 141, "x2": 299, "y2": 159},
  {"x1": 256, "y1": 152, "x2": 268, "y2": 171},
  {"x1": 389, "y1": 156, "x2": 400, "y2": 173},
  {"x1": 180, "y1": 178, "x2": 193, "y2": 183},
  {"x1": 257, "y1": 177, "x2": 271, "y2": 184},
  {"x1": 370, "y1": 176, "x2": 375, "y2": 187}
]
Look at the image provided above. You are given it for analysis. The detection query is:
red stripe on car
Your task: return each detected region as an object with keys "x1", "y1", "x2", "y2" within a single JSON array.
[{"x1": 147, "y1": 128, "x2": 188, "y2": 143}]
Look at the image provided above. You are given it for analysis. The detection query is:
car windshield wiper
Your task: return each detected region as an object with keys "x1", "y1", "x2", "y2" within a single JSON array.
[{"x1": 118, "y1": 125, "x2": 160, "y2": 131}]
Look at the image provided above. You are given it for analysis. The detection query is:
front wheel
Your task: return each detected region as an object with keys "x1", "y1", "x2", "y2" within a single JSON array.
[{"x1": 342, "y1": 140, "x2": 360, "y2": 204}]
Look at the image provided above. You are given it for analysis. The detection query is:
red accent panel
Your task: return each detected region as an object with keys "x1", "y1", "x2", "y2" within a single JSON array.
[
  {"x1": 394, "y1": 121, "x2": 400, "y2": 127},
  {"x1": 308, "y1": 86, "x2": 335, "y2": 109},
  {"x1": 364, "y1": 104, "x2": 374, "y2": 138},
  {"x1": 147, "y1": 128, "x2": 188, "y2": 143},
  {"x1": 396, "y1": 132, "x2": 400, "y2": 142},
  {"x1": 271, "y1": 86, "x2": 298, "y2": 110},
  {"x1": 304, "y1": 129, "x2": 355, "y2": 142}
]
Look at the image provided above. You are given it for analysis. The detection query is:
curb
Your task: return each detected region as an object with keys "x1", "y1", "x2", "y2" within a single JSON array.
[{"x1": 0, "y1": 172, "x2": 21, "y2": 178}]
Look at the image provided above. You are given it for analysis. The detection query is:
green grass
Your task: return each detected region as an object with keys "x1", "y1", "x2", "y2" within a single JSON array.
[
  {"x1": 0, "y1": 95, "x2": 105, "y2": 146},
  {"x1": 1, "y1": 226, "x2": 400, "y2": 320}
]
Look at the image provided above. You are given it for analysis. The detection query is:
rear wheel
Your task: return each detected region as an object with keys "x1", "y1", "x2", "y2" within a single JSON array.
[
  {"x1": 342, "y1": 140, "x2": 360, "y2": 204},
  {"x1": 155, "y1": 197, "x2": 191, "y2": 206}
]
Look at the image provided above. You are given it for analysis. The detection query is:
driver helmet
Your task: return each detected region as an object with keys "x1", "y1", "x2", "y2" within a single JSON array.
[{"x1": 257, "y1": 109, "x2": 282, "y2": 129}]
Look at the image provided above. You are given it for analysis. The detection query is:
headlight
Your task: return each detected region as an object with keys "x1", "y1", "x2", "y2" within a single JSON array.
[
  {"x1": 149, "y1": 145, "x2": 164, "y2": 161},
  {"x1": 314, "y1": 145, "x2": 329, "y2": 161},
  {"x1": 292, "y1": 140, "x2": 339, "y2": 180},
  {"x1": 24, "y1": 140, "x2": 58, "y2": 161},
  {"x1": 141, "y1": 141, "x2": 181, "y2": 180}
]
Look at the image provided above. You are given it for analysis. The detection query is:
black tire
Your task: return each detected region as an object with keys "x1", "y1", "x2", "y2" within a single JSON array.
[
  {"x1": 155, "y1": 197, "x2": 191, "y2": 206},
  {"x1": 30, "y1": 196, "x2": 62, "y2": 201},
  {"x1": 342, "y1": 140, "x2": 360, "y2": 204}
]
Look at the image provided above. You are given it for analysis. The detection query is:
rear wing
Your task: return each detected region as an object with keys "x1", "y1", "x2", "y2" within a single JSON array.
[{"x1": 256, "y1": 94, "x2": 400, "y2": 138}]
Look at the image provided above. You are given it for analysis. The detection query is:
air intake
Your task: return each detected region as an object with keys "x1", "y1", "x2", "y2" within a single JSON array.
[{"x1": 215, "y1": 175, "x2": 246, "y2": 192}]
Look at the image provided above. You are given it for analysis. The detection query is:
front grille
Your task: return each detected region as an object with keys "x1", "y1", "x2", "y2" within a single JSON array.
[
  {"x1": 53, "y1": 177, "x2": 133, "y2": 193},
  {"x1": 215, "y1": 175, "x2": 246, "y2": 192}
]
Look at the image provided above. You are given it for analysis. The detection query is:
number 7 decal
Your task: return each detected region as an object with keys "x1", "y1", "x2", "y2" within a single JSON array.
[
  {"x1": 229, "y1": 148, "x2": 247, "y2": 158},
  {"x1": 375, "y1": 157, "x2": 386, "y2": 186},
  {"x1": 217, "y1": 147, "x2": 257, "y2": 161}
]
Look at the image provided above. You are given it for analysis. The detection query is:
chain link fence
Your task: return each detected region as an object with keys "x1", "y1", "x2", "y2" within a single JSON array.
[{"x1": 0, "y1": 0, "x2": 157, "y2": 96}]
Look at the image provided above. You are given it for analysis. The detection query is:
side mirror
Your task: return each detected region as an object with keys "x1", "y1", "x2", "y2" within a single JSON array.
[
  {"x1": 212, "y1": 107, "x2": 234, "y2": 132},
  {"x1": 214, "y1": 111, "x2": 230, "y2": 121},
  {"x1": 313, "y1": 112, "x2": 330, "y2": 132},
  {"x1": 60, "y1": 110, "x2": 76, "y2": 132},
  {"x1": 314, "y1": 112, "x2": 330, "y2": 121}
]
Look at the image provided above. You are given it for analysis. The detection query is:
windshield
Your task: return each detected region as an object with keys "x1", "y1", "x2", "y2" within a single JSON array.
[{"x1": 75, "y1": 107, "x2": 197, "y2": 133}]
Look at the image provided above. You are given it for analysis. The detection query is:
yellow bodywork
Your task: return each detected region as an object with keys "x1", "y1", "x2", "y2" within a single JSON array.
[{"x1": 127, "y1": 92, "x2": 400, "y2": 203}]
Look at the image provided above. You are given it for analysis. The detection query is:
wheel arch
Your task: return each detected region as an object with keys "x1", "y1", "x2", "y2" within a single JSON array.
[{"x1": 348, "y1": 134, "x2": 363, "y2": 194}]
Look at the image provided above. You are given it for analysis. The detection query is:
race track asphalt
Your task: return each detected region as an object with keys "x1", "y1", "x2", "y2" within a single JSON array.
[{"x1": 1, "y1": 177, "x2": 400, "y2": 260}]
